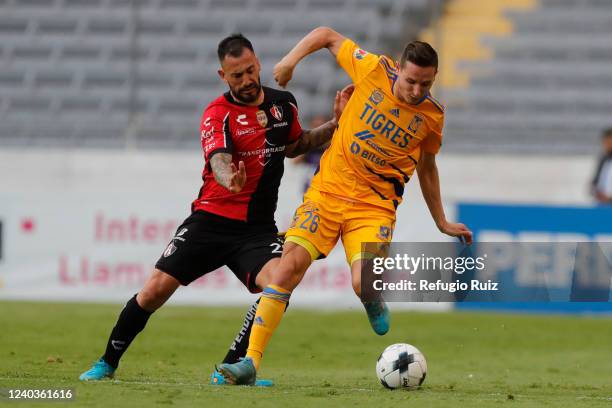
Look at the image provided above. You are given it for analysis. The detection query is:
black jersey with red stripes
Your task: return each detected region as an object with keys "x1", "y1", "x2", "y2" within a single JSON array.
[{"x1": 192, "y1": 86, "x2": 303, "y2": 226}]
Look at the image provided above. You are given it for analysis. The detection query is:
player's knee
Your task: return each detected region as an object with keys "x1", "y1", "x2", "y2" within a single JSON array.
[
  {"x1": 136, "y1": 289, "x2": 160, "y2": 312},
  {"x1": 271, "y1": 263, "x2": 304, "y2": 291},
  {"x1": 269, "y1": 247, "x2": 310, "y2": 290},
  {"x1": 271, "y1": 270, "x2": 298, "y2": 291},
  {"x1": 137, "y1": 269, "x2": 179, "y2": 311},
  {"x1": 254, "y1": 258, "x2": 279, "y2": 289}
]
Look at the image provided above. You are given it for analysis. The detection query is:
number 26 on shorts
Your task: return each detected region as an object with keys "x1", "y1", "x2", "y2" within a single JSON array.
[{"x1": 298, "y1": 211, "x2": 319, "y2": 233}]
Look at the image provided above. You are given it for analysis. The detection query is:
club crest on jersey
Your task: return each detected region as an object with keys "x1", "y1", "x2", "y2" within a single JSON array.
[
  {"x1": 354, "y1": 48, "x2": 368, "y2": 60},
  {"x1": 377, "y1": 225, "x2": 391, "y2": 241},
  {"x1": 369, "y1": 89, "x2": 384, "y2": 105},
  {"x1": 256, "y1": 110, "x2": 268, "y2": 127},
  {"x1": 270, "y1": 104, "x2": 283, "y2": 121},
  {"x1": 407, "y1": 114, "x2": 424, "y2": 135},
  {"x1": 163, "y1": 242, "x2": 177, "y2": 257}
]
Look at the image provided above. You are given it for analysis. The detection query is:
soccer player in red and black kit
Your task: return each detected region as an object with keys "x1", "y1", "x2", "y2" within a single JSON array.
[{"x1": 79, "y1": 34, "x2": 351, "y2": 385}]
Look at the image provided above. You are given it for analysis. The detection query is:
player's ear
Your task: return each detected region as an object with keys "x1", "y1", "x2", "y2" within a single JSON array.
[{"x1": 217, "y1": 69, "x2": 225, "y2": 81}]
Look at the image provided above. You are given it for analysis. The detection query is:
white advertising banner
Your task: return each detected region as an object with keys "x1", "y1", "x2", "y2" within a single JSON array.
[
  {"x1": 0, "y1": 150, "x2": 448, "y2": 310},
  {"x1": 0, "y1": 200, "x2": 446, "y2": 309},
  {"x1": 3, "y1": 149, "x2": 593, "y2": 309}
]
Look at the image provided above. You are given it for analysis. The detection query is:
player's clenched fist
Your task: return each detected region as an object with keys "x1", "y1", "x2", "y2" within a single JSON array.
[
  {"x1": 334, "y1": 84, "x2": 355, "y2": 121},
  {"x1": 273, "y1": 59, "x2": 295, "y2": 87}
]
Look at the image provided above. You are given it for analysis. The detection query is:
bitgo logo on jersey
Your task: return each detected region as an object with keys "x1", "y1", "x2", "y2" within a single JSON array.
[
  {"x1": 350, "y1": 130, "x2": 389, "y2": 167},
  {"x1": 350, "y1": 141, "x2": 386, "y2": 167}
]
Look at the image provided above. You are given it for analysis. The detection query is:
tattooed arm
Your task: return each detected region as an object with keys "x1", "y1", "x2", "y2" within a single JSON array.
[
  {"x1": 285, "y1": 84, "x2": 354, "y2": 158},
  {"x1": 285, "y1": 120, "x2": 336, "y2": 158},
  {"x1": 209, "y1": 153, "x2": 246, "y2": 193}
]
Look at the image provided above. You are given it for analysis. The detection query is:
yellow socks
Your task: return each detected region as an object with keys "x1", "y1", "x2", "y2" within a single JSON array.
[{"x1": 246, "y1": 284, "x2": 291, "y2": 370}]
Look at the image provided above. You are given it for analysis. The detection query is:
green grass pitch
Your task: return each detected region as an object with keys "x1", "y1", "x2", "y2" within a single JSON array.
[{"x1": 1, "y1": 301, "x2": 611, "y2": 407}]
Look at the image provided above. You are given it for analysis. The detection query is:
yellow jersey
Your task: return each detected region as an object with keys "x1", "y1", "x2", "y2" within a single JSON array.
[{"x1": 308, "y1": 38, "x2": 445, "y2": 213}]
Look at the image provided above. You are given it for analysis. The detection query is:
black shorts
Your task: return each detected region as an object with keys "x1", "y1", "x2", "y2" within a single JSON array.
[{"x1": 155, "y1": 211, "x2": 283, "y2": 292}]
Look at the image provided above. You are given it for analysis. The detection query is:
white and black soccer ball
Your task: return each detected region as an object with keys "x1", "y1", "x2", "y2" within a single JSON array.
[{"x1": 376, "y1": 343, "x2": 427, "y2": 390}]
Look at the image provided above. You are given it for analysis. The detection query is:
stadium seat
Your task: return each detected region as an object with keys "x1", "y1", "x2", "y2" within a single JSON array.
[
  {"x1": 14, "y1": 0, "x2": 602, "y2": 151},
  {"x1": 442, "y1": 0, "x2": 612, "y2": 153}
]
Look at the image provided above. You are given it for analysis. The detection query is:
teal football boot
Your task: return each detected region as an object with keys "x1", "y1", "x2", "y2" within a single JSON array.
[
  {"x1": 210, "y1": 367, "x2": 273, "y2": 387},
  {"x1": 216, "y1": 357, "x2": 257, "y2": 386},
  {"x1": 363, "y1": 300, "x2": 390, "y2": 335},
  {"x1": 79, "y1": 358, "x2": 116, "y2": 381}
]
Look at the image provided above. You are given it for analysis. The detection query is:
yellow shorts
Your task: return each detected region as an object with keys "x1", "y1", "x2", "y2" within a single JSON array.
[{"x1": 285, "y1": 189, "x2": 396, "y2": 265}]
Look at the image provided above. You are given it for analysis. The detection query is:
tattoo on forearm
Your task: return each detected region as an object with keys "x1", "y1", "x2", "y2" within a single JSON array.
[
  {"x1": 210, "y1": 153, "x2": 234, "y2": 189},
  {"x1": 288, "y1": 120, "x2": 336, "y2": 157}
]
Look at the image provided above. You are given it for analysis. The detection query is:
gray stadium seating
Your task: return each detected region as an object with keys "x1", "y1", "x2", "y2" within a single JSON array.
[
  {"x1": 3, "y1": 0, "x2": 608, "y2": 154},
  {"x1": 0, "y1": 0, "x2": 428, "y2": 149},
  {"x1": 443, "y1": 0, "x2": 612, "y2": 153}
]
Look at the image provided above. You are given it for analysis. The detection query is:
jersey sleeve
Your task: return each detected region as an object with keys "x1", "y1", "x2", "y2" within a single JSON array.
[
  {"x1": 421, "y1": 116, "x2": 444, "y2": 155},
  {"x1": 200, "y1": 104, "x2": 233, "y2": 162},
  {"x1": 287, "y1": 93, "x2": 303, "y2": 144},
  {"x1": 336, "y1": 38, "x2": 380, "y2": 84}
]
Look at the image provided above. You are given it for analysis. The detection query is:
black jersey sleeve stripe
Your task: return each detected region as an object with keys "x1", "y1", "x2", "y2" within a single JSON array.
[
  {"x1": 222, "y1": 112, "x2": 232, "y2": 150},
  {"x1": 287, "y1": 91, "x2": 298, "y2": 109}
]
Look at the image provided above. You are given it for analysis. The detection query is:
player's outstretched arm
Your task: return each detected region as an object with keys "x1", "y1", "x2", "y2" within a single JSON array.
[
  {"x1": 285, "y1": 120, "x2": 335, "y2": 158},
  {"x1": 285, "y1": 84, "x2": 354, "y2": 158},
  {"x1": 210, "y1": 153, "x2": 246, "y2": 193},
  {"x1": 274, "y1": 27, "x2": 346, "y2": 87},
  {"x1": 417, "y1": 152, "x2": 473, "y2": 244}
]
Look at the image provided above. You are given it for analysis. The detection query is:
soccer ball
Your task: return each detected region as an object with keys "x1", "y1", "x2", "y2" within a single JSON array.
[{"x1": 376, "y1": 343, "x2": 427, "y2": 389}]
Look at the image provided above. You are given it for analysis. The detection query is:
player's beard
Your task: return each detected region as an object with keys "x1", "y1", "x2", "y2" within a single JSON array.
[{"x1": 232, "y1": 79, "x2": 262, "y2": 104}]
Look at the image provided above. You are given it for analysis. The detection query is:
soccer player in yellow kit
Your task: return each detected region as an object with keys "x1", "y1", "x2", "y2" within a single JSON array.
[{"x1": 218, "y1": 27, "x2": 473, "y2": 385}]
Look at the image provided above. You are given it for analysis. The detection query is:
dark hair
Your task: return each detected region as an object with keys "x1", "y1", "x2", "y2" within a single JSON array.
[
  {"x1": 400, "y1": 41, "x2": 438, "y2": 69},
  {"x1": 217, "y1": 33, "x2": 254, "y2": 61},
  {"x1": 603, "y1": 128, "x2": 612, "y2": 138}
]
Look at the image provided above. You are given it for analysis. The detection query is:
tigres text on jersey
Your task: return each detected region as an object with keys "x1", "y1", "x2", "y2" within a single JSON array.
[{"x1": 309, "y1": 38, "x2": 445, "y2": 212}]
